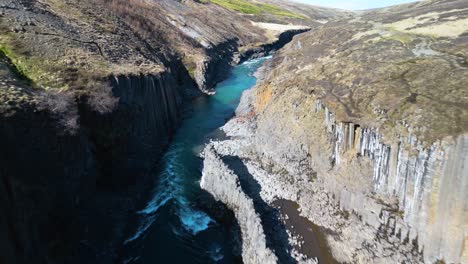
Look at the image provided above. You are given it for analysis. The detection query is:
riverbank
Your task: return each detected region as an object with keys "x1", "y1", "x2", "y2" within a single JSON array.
[{"x1": 273, "y1": 199, "x2": 337, "y2": 264}]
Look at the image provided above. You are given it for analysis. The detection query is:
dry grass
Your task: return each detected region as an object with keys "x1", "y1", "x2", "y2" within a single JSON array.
[
  {"x1": 81, "y1": 79, "x2": 119, "y2": 114},
  {"x1": 98, "y1": 0, "x2": 168, "y2": 45},
  {"x1": 385, "y1": 10, "x2": 468, "y2": 37},
  {"x1": 206, "y1": 0, "x2": 305, "y2": 19},
  {"x1": 37, "y1": 91, "x2": 79, "y2": 133}
]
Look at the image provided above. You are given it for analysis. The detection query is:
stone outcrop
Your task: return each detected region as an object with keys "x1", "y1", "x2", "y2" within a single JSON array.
[{"x1": 201, "y1": 146, "x2": 279, "y2": 264}]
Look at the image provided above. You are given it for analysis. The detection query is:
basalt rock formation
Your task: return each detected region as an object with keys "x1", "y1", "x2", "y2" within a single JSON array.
[
  {"x1": 0, "y1": 0, "x2": 345, "y2": 262},
  {"x1": 202, "y1": 0, "x2": 468, "y2": 263}
]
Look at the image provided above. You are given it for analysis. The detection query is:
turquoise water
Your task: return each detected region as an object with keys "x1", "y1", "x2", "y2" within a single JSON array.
[{"x1": 122, "y1": 57, "x2": 270, "y2": 263}]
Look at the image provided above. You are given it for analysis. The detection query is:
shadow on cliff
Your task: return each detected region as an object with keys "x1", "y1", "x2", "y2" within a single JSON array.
[{"x1": 221, "y1": 155, "x2": 298, "y2": 264}]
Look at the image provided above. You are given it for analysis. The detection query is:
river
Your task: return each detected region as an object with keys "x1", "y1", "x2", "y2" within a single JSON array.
[{"x1": 121, "y1": 57, "x2": 271, "y2": 264}]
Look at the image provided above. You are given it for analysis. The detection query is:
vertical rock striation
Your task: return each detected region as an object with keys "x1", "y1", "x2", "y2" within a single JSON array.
[
  {"x1": 80, "y1": 73, "x2": 185, "y2": 186},
  {"x1": 314, "y1": 99, "x2": 467, "y2": 263},
  {"x1": 0, "y1": 69, "x2": 193, "y2": 263}
]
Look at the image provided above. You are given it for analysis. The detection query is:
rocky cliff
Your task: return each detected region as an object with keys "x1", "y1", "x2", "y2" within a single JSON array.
[
  {"x1": 201, "y1": 0, "x2": 468, "y2": 263},
  {"x1": 0, "y1": 52, "x2": 190, "y2": 263}
]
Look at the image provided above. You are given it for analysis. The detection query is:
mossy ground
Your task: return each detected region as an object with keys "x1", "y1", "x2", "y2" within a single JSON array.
[
  {"x1": 0, "y1": 45, "x2": 32, "y2": 84},
  {"x1": 205, "y1": 0, "x2": 306, "y2": 19},
  {"x1": 0, "y1": 29, "x2": 68, "y2": 90}
]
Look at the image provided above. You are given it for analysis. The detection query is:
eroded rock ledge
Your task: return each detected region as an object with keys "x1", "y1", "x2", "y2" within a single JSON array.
[{"x1": 201, "y1": 146, "x2": 279, "y2": 264}]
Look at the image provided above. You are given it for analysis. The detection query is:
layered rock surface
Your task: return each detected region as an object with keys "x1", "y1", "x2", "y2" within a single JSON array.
[{"x1": 202, "y1": 0, "x2": 468, "y2": 263}]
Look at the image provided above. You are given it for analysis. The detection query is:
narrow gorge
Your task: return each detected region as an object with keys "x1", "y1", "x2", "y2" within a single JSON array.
[{"x1": 0, "y1": 0, "x2": 467, "y2": 264}]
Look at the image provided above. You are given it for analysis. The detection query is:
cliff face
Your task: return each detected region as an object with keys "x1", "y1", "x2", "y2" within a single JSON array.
[
  {"x1": 81, "y1": 72, "x2": 186, "y2": 186},
  {"x1": 201, "y1": 0, "x2": 468, "y2": 263},
  {"x1": 0, "y1": 59, "x2": 191, "y2": 263},
  {"x1": 303, "y1": 101, "x2": 467, "y2": 263},
  {"x1": 0, "y1": 0, "x2": 347, "y2": 262}
]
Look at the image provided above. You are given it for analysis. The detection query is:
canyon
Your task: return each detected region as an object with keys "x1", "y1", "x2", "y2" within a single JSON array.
[
  {"x1": 0, "y1": 0, "x2": 339, "y2": 262},
  {"x1": 0, "y1": 0, "x2": 467, "y2": 263}
]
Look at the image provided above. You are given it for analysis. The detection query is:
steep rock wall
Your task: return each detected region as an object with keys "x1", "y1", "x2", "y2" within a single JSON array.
[
  {"x1": 314, "y1": 100, "x2": 467, "y2": 263},
  {"x1": 250, "y1": 84, "x2": 466, "y2": 263},
  {"x1": 0, "y1": 69, "x2": 193, "y2": 263},
  {"x1": 79, "y1": 72, "x2": 186, "y2": 187},
  {"x1": 194, "y1": 39, "x2": 238, "y2": 94},
  {"x1": 0, "y1": 107, "x2": 96, "y2": 264},
  {"x1": 0, "y1": 0, "x2": 340, "y2": 262}
]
